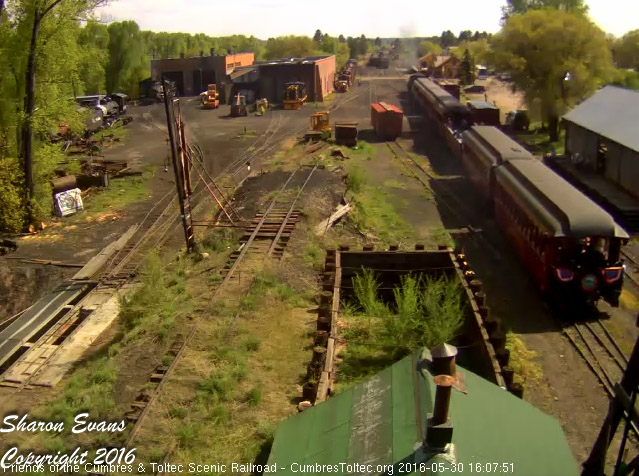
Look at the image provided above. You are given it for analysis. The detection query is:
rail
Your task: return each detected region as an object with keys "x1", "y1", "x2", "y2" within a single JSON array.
[{"x1": 124, "y1": 165, "x2": 318, "y2": 449}]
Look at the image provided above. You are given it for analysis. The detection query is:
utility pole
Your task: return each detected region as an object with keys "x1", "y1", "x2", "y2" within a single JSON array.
[{"x1": 162, "y1": 78, "x2": 195, "y2": 252}]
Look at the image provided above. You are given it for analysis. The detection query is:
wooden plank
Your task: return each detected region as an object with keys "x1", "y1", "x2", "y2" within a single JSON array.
[
  {"x1": 72, "y1": 225, "x2": 138, "y2": 280},
  {"x1": 324, "y1": 337, "x2": 335, "y2": 374},
  {"x1": 29, "y1": 287, "x2": 136, "y2": 387},
  {"x1": 330, "y1": 253, "x2": 342, "y2": 338},
  {"x1": 315, "y1": 203, "x2": 352, "y2": 236},
  {"x1": 316, "y1": 371, "x2": 330, "y2": 402}
]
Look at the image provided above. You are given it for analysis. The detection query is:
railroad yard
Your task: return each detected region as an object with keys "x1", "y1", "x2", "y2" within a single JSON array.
[{"x1": 1, "y1": 53, "x2": 639, "y2": 475}]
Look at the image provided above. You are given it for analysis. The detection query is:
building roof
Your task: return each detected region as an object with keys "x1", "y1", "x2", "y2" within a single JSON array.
[
  {"x1": 563, "y1": 85, "x2": 639, "y2": 153},
  {"x1": 229, "y1": 65, "x2": 258, "y2": 80},
  {"x1": 467, "y1": 100, "x2": 498, "y2": 110},
  {"x1": 496, "y1": 159, "x2": 629, "y2": 238},
  {"x1": 256, "y1": 55, "x2": 334, "y2": 67},
  {"x1": 267, "y1": 348, "x2": 579, "y2": 475}
]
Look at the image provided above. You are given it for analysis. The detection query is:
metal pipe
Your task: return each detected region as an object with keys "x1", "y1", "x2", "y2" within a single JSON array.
[{"x1": 432, "y1": 375, "x2": 456, "y2": 425}]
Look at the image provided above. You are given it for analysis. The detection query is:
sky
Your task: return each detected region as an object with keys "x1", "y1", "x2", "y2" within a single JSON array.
[{"x1": 96, "y1": 0, "x2": 638, "y2": 38}]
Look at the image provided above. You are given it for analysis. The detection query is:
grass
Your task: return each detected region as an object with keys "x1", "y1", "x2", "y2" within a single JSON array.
[
  {"x1": 383, "y1": 179, "x2": 407, "y2": 189},
  {"x1": 505, "y1": 332, "x2": 543, "y2": 385},
  {"x1": 82, "y1": 165, "x2": 154, "y2": 216},
  {"x1": 1, "y1": 252, "x2": 194, "y2": 455},
  {"x1": 92, "y1": 124, "x2": 129, "y2": 143},
  {"x1": 303, "y1": 242, "x2": 325, "y2": 270},
  {"x1": 348, "y1": 141, "x2": 377, "y2": 159},
  {"x1": 346, "y1": 165, "x2": 366, "y2": 194},
  {"x1": 236, "y1": 128, "x2": 258, "y2": 139},
  {"x1": 131, "y1": 264, "x2": 313, "y2": 468},
  {"x1": 337, "y1": 270, "x2": 464, "y2": 390},
  {"x1": 196, "y1": 226, "x2": 239, "y2": 255},
  {"x1": 514, "y1": 123, "x2": 565, "y2": 156},
  {"x1": 620, "y1": 288, "x2": 639, "y2": 312},
  {"x1": 349, "y1": 187, "x2": 414, "y2": 244}
]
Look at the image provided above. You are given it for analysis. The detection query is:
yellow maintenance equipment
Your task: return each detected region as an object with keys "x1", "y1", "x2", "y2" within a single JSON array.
[
  {"x1": 283, "y1": 81, "x2": 307, "y2": 110},
  {"x1": 305, "y1": 111, "x2": 331, "y2": 141},
  {"x1": 203, "y1": 84, "x2": 220, "y2": 109}
]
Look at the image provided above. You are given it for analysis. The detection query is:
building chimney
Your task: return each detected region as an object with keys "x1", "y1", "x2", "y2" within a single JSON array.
[
  {"x1": 431, "y1": 343, "x2": 457, "y2": 376},
  {"x1": 426, "y1": 375, "x2": 455, "y2": 449}
]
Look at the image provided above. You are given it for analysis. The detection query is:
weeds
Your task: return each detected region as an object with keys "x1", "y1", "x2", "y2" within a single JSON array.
[
  {"x1": 339, "y1": 270, "x2": 464, "y2": 385},
  {"x1": 246, "y1": 387, "x2": 262, "y2": 407},
  {"x1": 346, "y1": 166, "x2": 366, "y2": 194}
]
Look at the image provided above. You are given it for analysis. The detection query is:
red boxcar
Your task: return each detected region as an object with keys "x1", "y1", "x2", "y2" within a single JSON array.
[{"x1": 370, "y1": 102, "x2": 403, "y2": 140}]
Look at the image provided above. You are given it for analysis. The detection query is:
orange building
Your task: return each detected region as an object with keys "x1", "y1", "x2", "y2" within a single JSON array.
[{"x1": 151, "y1": 50, "x2": 255, "y2": 97}]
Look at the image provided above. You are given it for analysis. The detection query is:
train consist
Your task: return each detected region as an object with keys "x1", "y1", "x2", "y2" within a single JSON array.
[
  {"x1": 368, "y1": 50, "x2": 389, "y2": 69},
  {"x1": 409, "y1": 76, "x2": 629, "y2": 309},
  {"x1": 335, "y1": 60, "x2": 357, "y2": 92}
]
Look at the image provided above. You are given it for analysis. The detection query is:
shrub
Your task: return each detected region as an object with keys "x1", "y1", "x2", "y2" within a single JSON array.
[{"x1": 0, "y1": 157, "x2": 25, "y2": 232}]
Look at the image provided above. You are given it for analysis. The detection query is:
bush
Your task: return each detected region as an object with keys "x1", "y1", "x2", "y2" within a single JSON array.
[
  {"x1": 351, "y1": 270, "x2": 464, "y2": 357},
  {"x1": 345, "y1": 166, "x2": 365, "y2": 194},
  {"x1": 0, "y1": 157, "x2": 25, "y2": 232}
]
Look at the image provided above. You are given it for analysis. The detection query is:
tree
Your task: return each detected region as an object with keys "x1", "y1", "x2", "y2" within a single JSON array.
[
  {"x1": 614, "y1": 30, "x2": 639, "y2": 70},
  {"x1": 313, "y1": 29, "x2": 323, "y2": 43},
  {"x1": 106, "y1": 21, "x2": 145, "y2": 94},
  {"x1": 501, "y1": 0, "x2": 588, "y2": 22},
  {"x1": 458, "y1": 30, "x2": 472, "y2": 42},
  {"x1": 359, "y1": 34, "x2": 368, "y2": 56},
  {"x1": 392, "y1": 38, "x2": 402, "y2": 52},
  {"x1": 320, "y1": 34, "x2": 336, "y2": 54},
  {"x1": 418, "y1": 40, "x2": 442, "y2": 57},
  {"x1": 77, "y1": 20, "x2": 109, "y2": 94},
  {"x1": 264, "y1": 36, "x2": 319, "y2": 59},
  {"x1": 20, "y1": 0, "x2": 105, "y2": 226},
  {"x1": 440, "y1": 30, "x2": 456, "y2": 47},
  {"x1": 492, "y1": 10, "x2": 612, "y2": 141},
  {"x1": 338, "y1": 34, "x2": 345, "y2": 43},
  {"x1": 374, "y1": 37, "x2": 381, "y2": 47},
  {"x1": 460, "y1": 49, "x2": 475, "y2": 85}
]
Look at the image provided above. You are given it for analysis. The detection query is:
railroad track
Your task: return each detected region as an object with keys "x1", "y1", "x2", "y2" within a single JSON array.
[
  {"x1": 621, "y1": 249, "x2": 639, "y2": 294},
  {"x1": 386, "y1": 140, "x2": 502, "y2": 259},
  {"x1": 562, "y1": 318, "x2": 639, "y2": 439},
  {"x1": 123, "y1": 164, "x2": 318, "y2": 449}
]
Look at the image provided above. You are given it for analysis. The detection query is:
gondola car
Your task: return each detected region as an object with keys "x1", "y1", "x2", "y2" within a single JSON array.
[{"x1": 495, "y1": 147, "x2": 627, "y2": 309}]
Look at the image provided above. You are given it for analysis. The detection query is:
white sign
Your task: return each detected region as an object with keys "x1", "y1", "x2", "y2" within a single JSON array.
[{"x1": 55, "y1": 188, "x2": 84, "y2": 217}]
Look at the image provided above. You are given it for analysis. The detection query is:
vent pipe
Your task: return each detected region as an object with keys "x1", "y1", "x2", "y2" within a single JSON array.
[
  {"x1": 431, "y1": 343, "x2": 457, "y2": 376},
  {"x1": 426, "y1": 374, "x2": 456, "y2": 449}
]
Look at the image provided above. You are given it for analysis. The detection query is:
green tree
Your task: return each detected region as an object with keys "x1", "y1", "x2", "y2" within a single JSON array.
[
  {"x1": 614, "y1": 30, "x2": 639, "y2": 70},
  {"x1": 320, "y1": 34, "x2": 336, "y2": 54},
  {"x1": 418, "y1": 40, "x2": 442, "y2": 57},
  {"x1": 15, "y1": 0, "x2": 105, "y2": 226},
  {"x1": 440, "y1": 30, "x2": 455, "y2": 47},
  {"x1": 77, "y1": 20, "x2": 109, "y2": 94},
  {"x1": 264, "y1": 35, "x2": 319, "y2": 59},
  {"x1": 106, "y1": 21, "x2": 146, "y2": 94},
  {"x1": 313, "y1": 29, "x2": 323, "y2": 43},
  {"x1": 458, "y1": 30, "x2": 472, "y2": 42},
  {"x1": 492, "y1": 9, "x2": 612, "y2": 141},
  {"x1": 460, "y1": 49, "x2": 475, "y2": 85},
  {"x1": 338, "y1": 34, "x2": 345, "y2": 43},
  {"x1": 374, "y1": 37, "x2": 381, "y2": 47},
  {"x1": 501, "y1": 0, "x2": 588, "y2": 22}
]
